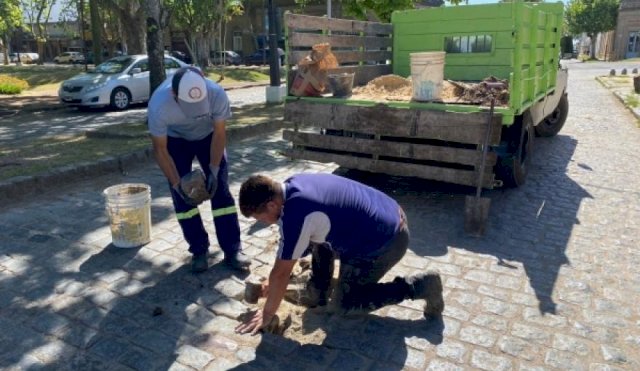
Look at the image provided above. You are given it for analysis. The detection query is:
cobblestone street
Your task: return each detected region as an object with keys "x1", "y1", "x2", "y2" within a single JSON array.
[{"x1": 0, "y1": 64, "x2": 639, "y2": 370}]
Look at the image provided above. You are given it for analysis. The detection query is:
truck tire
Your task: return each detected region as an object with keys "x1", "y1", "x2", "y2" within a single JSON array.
[
  {"x1": 535, "y1": 94, "x2": 568, "y2": 137},
  {"x1": 496, "y1": 112, "x2": 534, "y2": 188}
]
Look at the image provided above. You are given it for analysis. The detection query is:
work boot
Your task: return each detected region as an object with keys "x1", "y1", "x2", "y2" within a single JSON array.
[
  {"x1": 284, "y1": 281, "x2": 327, "y2": 308},
  {"x1": 224, "y1": 251, "x2": 251, "y2": 271},
  {"x1": 411, "y1": 271, "x2": 444, "y2": 319},
  {"x1": 191, "y1": 253, "x2": 209, "y2": 273}
]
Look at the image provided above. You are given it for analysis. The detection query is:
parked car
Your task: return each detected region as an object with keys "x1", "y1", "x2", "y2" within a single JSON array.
[
  {"x1": 211, "y1": 50, "x2": 242, "y2": 65},
  {"x1": 58, "y1": 54, "x2": 188, "y2": 110},
  {"x1": 54, "y1": 51, "x2": 84, "y2": 64},
  {"x1": 169, "y1": 50, "x2": 192, "y2": 64},
  {"x1": 10, "y1": 52, "x2": 39, "y2": 64},
  {"x1": 244, "y1": 48, "x2": 284, "y2": 66}
]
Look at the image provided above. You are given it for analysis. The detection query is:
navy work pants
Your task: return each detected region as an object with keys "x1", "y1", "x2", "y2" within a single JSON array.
[
  {"x1": 310, "y1": 209, "x2": 413, "y2": 313},
  {"x1": 167, "y1": 133, "x2": 241, "y2": 257}
]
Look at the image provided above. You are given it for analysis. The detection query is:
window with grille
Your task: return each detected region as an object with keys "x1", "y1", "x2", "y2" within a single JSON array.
[{"x1": 444, "y1": 35, "x2": 493, "y2": 53}]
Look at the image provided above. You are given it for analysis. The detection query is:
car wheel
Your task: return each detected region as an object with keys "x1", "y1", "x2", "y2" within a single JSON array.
[
  {"x1": 495, "y1": 112, "x2": 535, "y2": 188},
  {"x1": 535, "y1": 94, "x2": 568, "y2": 137},
  {"x1": 110, "y1": 87, "x2": 131, "y2": 110}
]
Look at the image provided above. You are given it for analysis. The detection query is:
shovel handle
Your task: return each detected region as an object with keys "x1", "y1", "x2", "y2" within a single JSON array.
[{"x1": 476, "y1": 97, "x2": 496, "y2": 198}]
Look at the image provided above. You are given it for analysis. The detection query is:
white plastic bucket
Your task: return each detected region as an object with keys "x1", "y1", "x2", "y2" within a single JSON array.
[
  {"x1": 410, "y1": 51, "x2": 446, "y2": 101},
  {"x1": 103, "y1": 183, "x2": 151, "y2": 248}
]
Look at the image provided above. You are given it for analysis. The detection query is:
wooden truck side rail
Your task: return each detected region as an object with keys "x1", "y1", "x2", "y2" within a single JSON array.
[
  {"x1": 283, "y1": 101, "x2": 501, "y2": 188},
  {"x1": 283, "y1": 12, "x2": 506, "y2": 189}
]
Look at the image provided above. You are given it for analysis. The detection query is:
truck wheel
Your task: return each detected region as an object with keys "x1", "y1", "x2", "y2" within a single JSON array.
[
  {"x1": 110, "y1": 87, "x2": 131, "y2": 110},
  {"x1": 496, "y1": 112, "x2": 535, "y2": 188},
  {"x1": 535, "y1": 94, "x2": 568, "y2": 137}
]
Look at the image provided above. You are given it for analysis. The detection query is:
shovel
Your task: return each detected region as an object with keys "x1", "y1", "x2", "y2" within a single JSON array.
[{"x1": 464, "y1": 83, "x2": 502, "y2": 236}]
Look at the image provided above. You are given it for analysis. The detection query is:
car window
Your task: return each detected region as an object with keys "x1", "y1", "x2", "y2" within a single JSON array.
[
  {"x1": 93, "y1": 57, "x2": 134, "y2": 74},
  {"x1": 164, "y1": 58, "x2": 180, "y2": 69},
  {"x1": 132, "y1": 60, "x2": 149, "y2": 72}
]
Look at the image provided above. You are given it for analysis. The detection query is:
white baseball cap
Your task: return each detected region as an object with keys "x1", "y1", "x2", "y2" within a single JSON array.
[{"x1": 172, "y1": 67, "x2": 209, "y2": 118}]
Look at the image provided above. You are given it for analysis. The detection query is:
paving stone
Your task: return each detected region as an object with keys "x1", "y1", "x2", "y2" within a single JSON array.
[
  {"x1": 459, "y1": 325, "x2": 497, "y2": 347},
  {"x1": 498, "y1": 335, "x2": 539, "y2": 361},
  {"x1": 600, "y1": 345, "x2": 628, "y2": 364},
  {"x1": 544, "y1": 349, "x2": 586, "y2": 371},
  {"x1": 470, "y1": 349, "x2": 513, "y2": 371},
  {"x1": 174, "y1": 344, "x2": 215, "y2": 370},
  {"x1": 552, "y1": 333, "x2": 591, "y2": 356},
  {"x1": 435, "y1": 339, "x2": 467, "y2": 363},
  {"x1": 426, "y1": 359, "x2": 465, "y2": 371}
]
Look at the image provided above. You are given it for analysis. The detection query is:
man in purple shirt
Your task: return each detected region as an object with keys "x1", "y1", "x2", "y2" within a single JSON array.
[{"x1": 235, "y1": 173, "x2": 444, "y2": 335}]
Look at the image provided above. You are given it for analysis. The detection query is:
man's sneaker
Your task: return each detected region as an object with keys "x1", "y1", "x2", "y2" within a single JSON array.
[
  {"x1": 412, "y1": 271, "x2": 444, "y2": 319},
  {"x1": 224, "y1": 251, "x2": 251, "y2": 271},
  {"x1": 191, "y1": 253, "x2": 208, "y2": 273}
]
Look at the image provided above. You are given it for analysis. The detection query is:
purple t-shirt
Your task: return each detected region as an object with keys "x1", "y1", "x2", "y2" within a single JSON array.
[{"x1": 277, "y1": 173, "x2": 401, "y2": 260}]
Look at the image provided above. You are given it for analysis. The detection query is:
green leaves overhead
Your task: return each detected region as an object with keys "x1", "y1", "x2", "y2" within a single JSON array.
[{"x1": 565, "y1": 0, "x2": 619, "y2": 37}]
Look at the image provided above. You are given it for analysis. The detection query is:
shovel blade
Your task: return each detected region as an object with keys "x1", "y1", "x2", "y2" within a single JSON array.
[{"x1": 464, "y1": 195, "x2": 491, "y2": 237}]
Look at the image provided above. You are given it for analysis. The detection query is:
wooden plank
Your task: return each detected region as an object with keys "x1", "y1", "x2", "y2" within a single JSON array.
[
  {"x1": 286, "y1": 65, "x2": 391, "y2": 88},
  {"x1": 289, "y1": 50, "x2": 392, "y2": 65},
  {"x1": 284, "y1": 148, "x2": 495, "y2": 188},
  {"x1": 284, "y1": 101, "x2": 503, "y2": 145},
  {"x1": 283, "y1": 130, "x2": 497, "y2": 166},
  {"x1": 285, "y1": 14, "x2": 392, "y2": 35},
  {"x1": 288, "y1": 33, "x2": 392, "y2": 49}
]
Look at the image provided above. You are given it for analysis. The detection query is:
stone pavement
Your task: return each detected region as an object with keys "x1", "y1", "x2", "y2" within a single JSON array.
[{"x1": 1, "y1": 67, "x2": 639, "y2": 370}]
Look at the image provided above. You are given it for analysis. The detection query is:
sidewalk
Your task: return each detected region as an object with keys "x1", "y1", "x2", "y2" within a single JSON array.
[
  {"x1": 0, "y1": 81, "x2": 286, "y2": 207},
  {"x1": 0, "y1": 81, "x2": 273, "y2": 113}
]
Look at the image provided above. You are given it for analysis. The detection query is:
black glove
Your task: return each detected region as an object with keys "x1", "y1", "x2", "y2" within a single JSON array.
[
  {"x1": 206, "y1": 164, "x2": 219, "y2": 196},
  {"x1": 173, "y1": 183, "x2": 198, "y2": 206}
]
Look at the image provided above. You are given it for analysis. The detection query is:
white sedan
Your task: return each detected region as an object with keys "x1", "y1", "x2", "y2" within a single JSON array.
[{"x1": 58, "y1": 54, "x2": 188, "y2": 110}]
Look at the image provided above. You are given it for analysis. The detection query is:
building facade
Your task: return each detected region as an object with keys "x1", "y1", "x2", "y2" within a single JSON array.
[{"x1": 596, "y1": 0, "x2": 640, "y2": 60}]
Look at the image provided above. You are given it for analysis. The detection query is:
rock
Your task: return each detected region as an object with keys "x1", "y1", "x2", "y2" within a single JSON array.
[
  {"x1": 621, "y1": 68, "x2": 627, "y2": 75},
  {"x1": 609, "y1": 69, "x2": 616, "y2": 76}
]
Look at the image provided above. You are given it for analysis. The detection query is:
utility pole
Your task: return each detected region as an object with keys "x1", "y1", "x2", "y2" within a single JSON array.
[{"x1": 267, "y1": 0, "x2": 280, "y2": 87}]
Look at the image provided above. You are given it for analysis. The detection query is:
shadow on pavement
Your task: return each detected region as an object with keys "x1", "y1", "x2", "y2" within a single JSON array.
[
  {"x1": 336, "y1": 134, "x2": 591, "y2": 315},
  {"x1": 230, "y1": 310, "x2": 444, "y2": 370}
]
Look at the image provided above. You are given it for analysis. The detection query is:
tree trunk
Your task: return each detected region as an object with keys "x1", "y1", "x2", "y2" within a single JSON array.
[
  {"x1": 589, "y1": 34, "x2": 597, "y2": 60},
  {"x1": 144, "y1": 0, "x2": 165, "y2": 95},
  {"x1": 121, "y1": 13, "x2": 146, "y2": 54},
  {"x1": 2, "y1": 35, "x2": 9, "y2": 65},
  {"x1": 634, "y1": 75, "x2": 640, "y2": 94},
  {"x1": 90, "y1": 0, "x2": 103, "y2": 65}
]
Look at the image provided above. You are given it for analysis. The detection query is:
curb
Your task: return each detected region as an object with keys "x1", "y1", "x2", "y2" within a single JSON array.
[
  {"x1": 0, "y1": 119, "x2": 290, "y2": 207},
  {"x1": 595, "y1": 76, "x2": 640, "y2": 123},
  {"x1": 5, "y1": 82, "x2": 277, "y2": 113}
]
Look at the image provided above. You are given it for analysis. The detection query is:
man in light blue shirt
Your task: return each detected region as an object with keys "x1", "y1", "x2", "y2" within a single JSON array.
[{"x1": 148, "y1": 66, "x2": 250, "y2": 273}]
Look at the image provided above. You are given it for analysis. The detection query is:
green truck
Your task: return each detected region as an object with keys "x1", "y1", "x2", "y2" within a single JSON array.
[{"x1": 283, "y1": 1, "x2": 568, "y2": 189}]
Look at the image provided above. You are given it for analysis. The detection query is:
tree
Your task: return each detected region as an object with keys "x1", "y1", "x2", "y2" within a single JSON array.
[
  {"x1": 166, "y1": 0, "x2": 243, "y2": 67},
  {"x1": 101, "y1": 0, "x2": 146, "y2": 54},
  {"x1": 145, "y1": 0, "x2": 166, "y2": 94},
  {"x1": 21, "y1": 0, "x2": 57, "y2": 65},
  {"x1": 566, "y1": 0, "x2": 619, "y2": 58},
  {"x1": 0, "y1": 0, "x2": 23, "y2": 65},
  {"x1": 89, "y1": 0, "x2": 101, "y2": 65},
  {"x1": 294, "y1": 0, "x2": 417, "y2": 22}
]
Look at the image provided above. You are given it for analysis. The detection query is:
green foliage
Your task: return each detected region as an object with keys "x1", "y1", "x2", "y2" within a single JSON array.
[
  {"x1": 565, "y1": 0, "x2": 619, "y2": 37},
  {"x1": 0, "y1": 0, "x2": 22, "y2": 38},
  {"x1": 0, "y1": 74, "x2": 29, "y2": 94},
  {"x1": 294, "y1": 0, "x2": 418, "y2": 22},
  {"x1": 626, "y1": 93, "x2": 639, "y2": 108}
]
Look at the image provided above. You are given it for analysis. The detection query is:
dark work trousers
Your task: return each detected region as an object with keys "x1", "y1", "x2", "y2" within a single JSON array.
[
  {"x1": 167, "y1": 133, "x2": 241, "y2": 257},
  {"x1": 310, "y1": 209, "x2": 413, "y2": 313}
]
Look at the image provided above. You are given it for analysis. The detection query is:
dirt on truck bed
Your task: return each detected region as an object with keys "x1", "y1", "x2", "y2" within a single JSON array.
[{"x1": 350, "y1": 74, "x2": 510, "y2": 106}]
